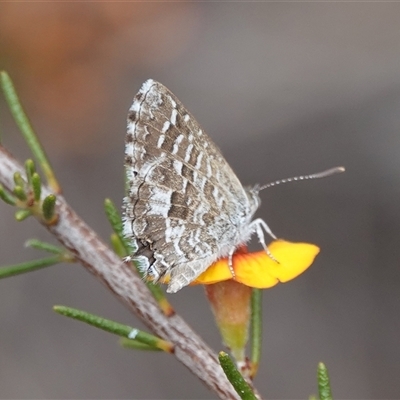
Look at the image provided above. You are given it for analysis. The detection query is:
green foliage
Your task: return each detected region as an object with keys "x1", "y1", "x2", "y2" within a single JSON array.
[
  {"x1": 53, "y1": 305, "x2": 174, "y2": 353},
  {"x1": 0, "y1": 184, "x2": 16, "y2": 205},
  {"x1": 218, "y1": 351, "x2": 257, "y2": 400},
  {"x1": 318, "y1": 362, "x2": 333, "y2": 400},
  {"x1": 0, "y1": 256, "x2": 64, "y2": 279},
  {"x1": 31, "y1": 172, "x2": 41, "y2": 201},
  {"x1": 14, "y1": 209, "x2": 31, "y2": 221},
  {"x1": 0, "y1": 71, "x2": 60, "y2": 193},
  {"x1": 25, "y1": 239, "x2": 68, "y2": 256},
  {"x1": 42, "y1": 194, "x2": 57, "y2": 222}
]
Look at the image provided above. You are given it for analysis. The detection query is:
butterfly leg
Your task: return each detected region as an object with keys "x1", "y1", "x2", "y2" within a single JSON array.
[
  {"x1": 250, "y1": 218, "x2": 279, "y2": 263},
  {"x1": 253, "y1": 218, "x2": 277, "y2": 240}
]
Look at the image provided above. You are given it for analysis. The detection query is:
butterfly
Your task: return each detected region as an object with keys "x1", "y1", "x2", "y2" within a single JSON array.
[{"x1": 122, "y1": 80, "x2": 344, "y2": 293}]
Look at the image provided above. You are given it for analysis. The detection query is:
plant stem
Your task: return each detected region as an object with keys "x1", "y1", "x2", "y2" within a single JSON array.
[{"x1": 250, "y1": 289, "x2": 262, "y2": 378}]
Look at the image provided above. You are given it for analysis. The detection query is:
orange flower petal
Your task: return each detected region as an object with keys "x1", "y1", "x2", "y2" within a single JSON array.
[
  {"x1": 232, "y1": 251, "x2": 280, "y2": 288},
  {"x1": 194, "y1": 240, "x2": 320, "y2": 288},
  {"x1": 233, "y1": 240, "x2": 320, "y2": 288},
  {"x1": 193, "y1": 257, "x2": 232, "y2": 285}
]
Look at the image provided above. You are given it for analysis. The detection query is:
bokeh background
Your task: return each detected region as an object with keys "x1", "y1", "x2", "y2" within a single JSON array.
[{"x1": 1, "y1": 3, "x2": 400, "y2": 399}]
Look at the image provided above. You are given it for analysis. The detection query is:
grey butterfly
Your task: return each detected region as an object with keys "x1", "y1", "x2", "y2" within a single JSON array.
[{"x1": 122, "y1": 79, "x2": 343, "y2": 293}]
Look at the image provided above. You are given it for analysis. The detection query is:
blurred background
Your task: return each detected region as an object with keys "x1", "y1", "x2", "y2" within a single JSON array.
[{"x1": 0, "y1": 3, "x2": 400, "y2": 399}]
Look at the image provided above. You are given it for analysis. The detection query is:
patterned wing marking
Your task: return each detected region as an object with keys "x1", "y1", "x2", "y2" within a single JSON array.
[{"x1": 123, "y1": 80, "x2": 256, "y2": 292}]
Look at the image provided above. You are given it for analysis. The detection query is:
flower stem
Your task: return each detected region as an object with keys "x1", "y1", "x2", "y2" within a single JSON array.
[{"x1": 250, "y1": 288, "x2": 262, "y2": 378}]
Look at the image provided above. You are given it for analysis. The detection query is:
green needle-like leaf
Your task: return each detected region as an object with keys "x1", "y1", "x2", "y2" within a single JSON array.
[
  {"x1": 120, "y1": 337, "x2": 163, "y2": 351},
  {"x1": 218, "y1": 351, "x2": 257, "y2": 400},
  {"x1": 42, "y1": 194, "x2": 56, "y2": 222},
  {"x1": 0, "y1": 71, "x2": 61, "y2": 193},
  {"x1": 25, "y1": 159, "x2": 36, "y2": 185},
  {"x1": 13, "y1": 171, "x2": 26, "y2": 188},
  {"x1": 0, "y1": 184, "x2": 16, "y2": 205},
  {"x1": 250, "y1": 288, "x2": 262, "y2": 378},
  {"x1": 31, "y1": 172, "x2": 41, "y2": 202},
  {"x1": 25, "y1": 239, "x2": 66, "y2": 255},
  {"x1": 15, "y1": 209, "x2": 31, "y2": 221},
  {"x1": 0, "y1": 256, "x2": 63, "y2": 279},
  {"x1": 53, "y1": 306, "x2": 174, "y2": 353},
  {"x1": 318, "y1": 362, "x2": 333, "y2": 400},
  {"x1": 110, "y1": 233, "x2": 127, "y2": 258},
  {"x1": 104, "y1": 198, "x2": 134, "y2": 253},
  {"x1": 13, "y1": 185, "x2": 27, "y2": 201}
]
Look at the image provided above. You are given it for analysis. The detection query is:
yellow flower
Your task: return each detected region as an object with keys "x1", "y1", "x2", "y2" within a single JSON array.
[{"x1": 193, "y1": 240, "x2": 320, "y2": 288}]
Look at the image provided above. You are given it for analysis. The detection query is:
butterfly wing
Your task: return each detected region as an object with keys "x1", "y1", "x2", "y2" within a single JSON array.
[{"x1": 123, "y1": 80, "x2": 254, "y2": 292}]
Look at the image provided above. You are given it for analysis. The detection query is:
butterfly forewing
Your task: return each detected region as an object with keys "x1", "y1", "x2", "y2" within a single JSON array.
[{"x1": 123, "y1": 80, "x2": 253, "y2": 292}]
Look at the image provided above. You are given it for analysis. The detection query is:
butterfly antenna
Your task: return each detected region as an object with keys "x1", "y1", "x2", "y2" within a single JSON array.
[{"x1": 258, "y1": 166, "x2": 345, "y2": 191}]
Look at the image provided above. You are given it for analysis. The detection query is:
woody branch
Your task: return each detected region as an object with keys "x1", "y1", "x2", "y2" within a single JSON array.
[{"x1": 0, "y1": 144, "x2": 257, "y2": 400}]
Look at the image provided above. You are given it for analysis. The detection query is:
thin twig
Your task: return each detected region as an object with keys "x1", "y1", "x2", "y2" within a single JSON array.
[{"x1": 0, "y1": 145, "x2": 259, "y2": 399}]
